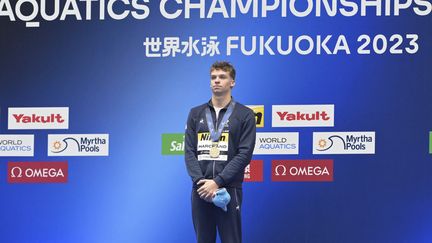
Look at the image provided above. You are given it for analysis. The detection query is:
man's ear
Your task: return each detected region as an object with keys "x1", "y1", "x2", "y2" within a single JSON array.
[{"x1": 231, "y1": 80, "x2": 235, "y2": 88}]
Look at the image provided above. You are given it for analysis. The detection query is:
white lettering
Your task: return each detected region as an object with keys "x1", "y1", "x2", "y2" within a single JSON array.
[
  {"x1": 0, "y1": 0, "x2": 16, "y2": 21},
  {"x1": 60, "y1": 0, "x2": 82, "y2": 20},
  {"x1": 160, "y1": 0, "x2": 182, "y2": 19}
]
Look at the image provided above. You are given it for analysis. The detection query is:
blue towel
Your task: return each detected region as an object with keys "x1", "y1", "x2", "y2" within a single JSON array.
[{"x1": 212, "y1": 188, "x2": 231, "y2": 212}]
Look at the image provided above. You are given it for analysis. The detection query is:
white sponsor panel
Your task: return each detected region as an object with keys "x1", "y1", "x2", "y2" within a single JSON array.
[
  {"x1": 0, "y1": 135, "x2": 34, "y2": 156},
  {"x1": 254, "y1": 132, "x2": 299, "y2": 155},
  {"x1": 48, "y1": 134, "x2": 109, "y2": 156},
  {"x1": 313, "y1": 132, "x2": 375, "y2": 154},
  {"x1": 8, "y1": 107, "x2": 69, "y2": 130},
  {"x1": 272, "y1": 104, "x2": 334, "y2": 127}
]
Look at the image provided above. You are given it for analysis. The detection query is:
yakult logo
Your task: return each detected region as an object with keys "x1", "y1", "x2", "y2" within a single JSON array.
[
  {"x1": 272, "y1": 105, "x2": 334, "y2": 127},
  {"x1": 48, "y1": 134, "x2": 109, "y2": 156},
  {"x1": 313, "y1": 132, "x2": 375, "y2": 154},
  {"x1": 272, "y1": 160, "x2": 333, "y2": 182},
  {"x1": 8, "y1": 107, "x2": 69, "y2": 129},
  {"x1": 8, "y1": 162, "x2": 68, "y2": 183}
]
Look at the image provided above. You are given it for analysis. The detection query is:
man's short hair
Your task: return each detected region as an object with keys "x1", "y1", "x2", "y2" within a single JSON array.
[{"x1": 210, "y1": 61, "x2": 236, "y2": 80}]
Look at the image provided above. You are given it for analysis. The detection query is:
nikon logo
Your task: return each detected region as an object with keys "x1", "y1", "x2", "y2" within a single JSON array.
[
  {"x1": 198, "y1": 132, "x2": 228, "y2": 142},
  {"x1": 247, "y1": 105, "x2": 264, "y2": 128}
]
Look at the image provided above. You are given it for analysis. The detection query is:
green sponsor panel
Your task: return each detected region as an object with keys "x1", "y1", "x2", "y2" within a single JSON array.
[
  {"x1": 162, "y1": 133, "x2": 185, "y2": 155},
  {"x1": 430, "y1": 132, "x2": 432, "y2": 154}
]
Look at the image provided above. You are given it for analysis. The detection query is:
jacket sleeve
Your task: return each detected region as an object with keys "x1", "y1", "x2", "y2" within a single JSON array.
[
  {"x1": 214, "y1": 109, "x2": 256, "y2": 186},
  {"x1": 184, "y1": 109, "x2": 204, "y2": 185}
]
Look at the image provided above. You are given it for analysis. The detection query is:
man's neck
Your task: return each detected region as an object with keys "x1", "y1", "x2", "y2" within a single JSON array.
[{"x1": 212, "y1": 94, "x2": 231, "y2": 108}]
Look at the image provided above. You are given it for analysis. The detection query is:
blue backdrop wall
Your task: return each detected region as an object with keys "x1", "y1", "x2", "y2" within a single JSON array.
[{"x1": 1, "y1": 1, "x2": 431, "y2": 242}]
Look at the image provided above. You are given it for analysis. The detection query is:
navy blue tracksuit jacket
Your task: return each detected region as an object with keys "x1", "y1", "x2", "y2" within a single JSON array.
[{"x1": 185, "y1": 99, "x2": 256, "y2": 189}]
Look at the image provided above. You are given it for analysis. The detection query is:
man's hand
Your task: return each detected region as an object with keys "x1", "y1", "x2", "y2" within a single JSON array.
[{"x1": 197, "y1": 179, "x2": 219, "y2": 202}]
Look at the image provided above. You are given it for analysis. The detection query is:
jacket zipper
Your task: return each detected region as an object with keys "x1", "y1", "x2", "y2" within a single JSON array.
[
  {"x1": 234, "y1": 189, "x2": 240, "y2": 210},
  {"x1": 212, "y1": 161, "x2": 215, "y2": 178},
  {"x1": 213, "y1": 109, "x2": 218, "y2": 178}
]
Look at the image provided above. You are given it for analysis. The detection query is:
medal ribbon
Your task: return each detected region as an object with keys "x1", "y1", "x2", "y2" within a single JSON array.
[{"x1": 205, "y1": 101, "x2": 236, "y2": 142}]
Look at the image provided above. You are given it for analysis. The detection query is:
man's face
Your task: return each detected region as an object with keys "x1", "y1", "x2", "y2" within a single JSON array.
[{"x1": 210, "y1": 69, "x2": 235, "y2": 95}]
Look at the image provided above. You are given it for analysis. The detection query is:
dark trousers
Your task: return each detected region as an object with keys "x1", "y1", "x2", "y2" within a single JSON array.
[{"x1": 191, "y1": 187, "x2": 243, "y2": 243}]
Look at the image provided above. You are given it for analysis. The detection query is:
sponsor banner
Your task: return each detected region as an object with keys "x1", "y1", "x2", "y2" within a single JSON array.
[
  {"x1": 272, "y1": 104, "x2": 334, "y2": 127},
  {"x1": 244, "y1": 160, "x2": 263, "y2": 182},
  {"x1": 313, "y1": 132, "x2": 375, "y2": 154},
  {"x1": 0, "y1": 135, "x2": 34, "y2": 157},
  {"x1": 8, "y1": 161, "x2": 68, "y2": 183},
  {"x1": 8, "y1": 107, "x2": 69, "y2": 130},
  {"x1": 197, "y1": 132, "x2": 229, "y2": 161},
  {"x1": 48, "y1": 134, "x2": 109, "y2": 156},
  {"x1": 247, "y1": 105, "x2": 264, "y2": 128},
  {"x1": 162, "y1": 133, "x2": 185, "y2": 155},
  {"x1": 272, "y1": 160, "x2": 333, "y2": 182},
  {"x1": 430, "y1": 132, "x2": 432, "y2": 154},
  {"x1": 254, "y1": 132, "x2": 298, "y2": 155}
]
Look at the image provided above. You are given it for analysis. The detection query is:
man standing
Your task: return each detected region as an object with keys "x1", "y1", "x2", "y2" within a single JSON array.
[{"x1": 185, "y1": 61, "x2": 256, "y2": 243}]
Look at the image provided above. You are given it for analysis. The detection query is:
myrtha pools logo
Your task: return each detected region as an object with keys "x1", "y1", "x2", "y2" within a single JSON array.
[
  {"x1": 313, "y1": 132, "x2": 375, "y2": 154},
  {"x1": 48, "y1": 134, "x2": 109, "y2": 156}
]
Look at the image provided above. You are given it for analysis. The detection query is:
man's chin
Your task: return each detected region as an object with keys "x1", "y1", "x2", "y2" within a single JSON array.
[{"x1": 212, "y1": 90, "x2": 227, "y2": 96}]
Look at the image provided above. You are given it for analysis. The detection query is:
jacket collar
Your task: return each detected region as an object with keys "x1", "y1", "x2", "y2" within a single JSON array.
[{"x1": 207, "y1": 97, "x2": 234, "y2": 109}]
